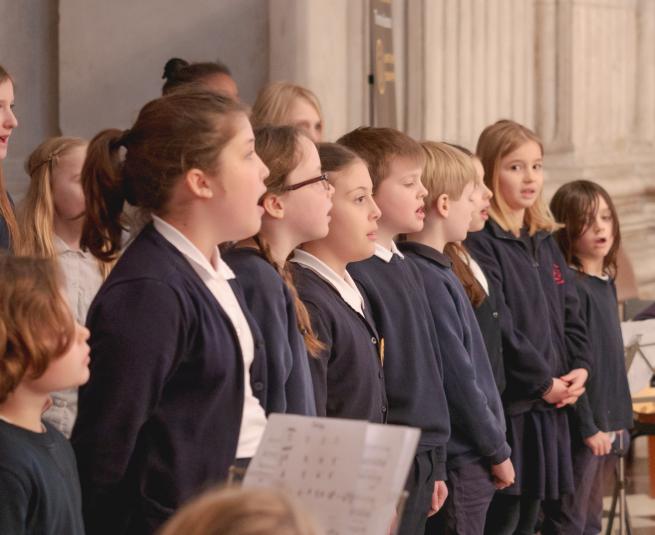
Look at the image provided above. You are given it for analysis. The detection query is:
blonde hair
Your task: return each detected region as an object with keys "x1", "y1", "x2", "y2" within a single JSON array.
[
  {"x1": 420, "y1": 141, "x2": 477, "y2": 207},
  {"x1": 251, "y1": 82, "x2": 323, "y2": 129},
  {"x1": 17, "y1": 137, "x2": 113, "y2": 278},
  {"x1": 476, "y1": 119, "x2": 560, "y2": 236},
  {"x1": 158, "y1": 487, "x2": 323, "y2": 535}
]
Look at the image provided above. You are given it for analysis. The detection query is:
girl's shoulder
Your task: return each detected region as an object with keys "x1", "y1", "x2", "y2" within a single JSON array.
[{"x1": 224, "y1": 247, "x2": 284, "y2": 286}]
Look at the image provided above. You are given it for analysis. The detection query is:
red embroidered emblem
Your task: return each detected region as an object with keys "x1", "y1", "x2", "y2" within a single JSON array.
[{"x1": 552, "y1": 263, "x2": 565, "y2": 285}]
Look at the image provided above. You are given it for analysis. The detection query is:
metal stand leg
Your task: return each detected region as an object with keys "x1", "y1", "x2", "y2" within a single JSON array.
[{"x1": 606, "y1": 432, "x2": 632, "y2": 535}]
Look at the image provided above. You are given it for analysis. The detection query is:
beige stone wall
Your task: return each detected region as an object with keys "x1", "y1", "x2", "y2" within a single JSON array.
[
  {"x1": 269, "y1": 0, "x2": 655, "y2": 297},
  {"x1": 2, "y1": 0, "x2": 654, "y2": 295}
]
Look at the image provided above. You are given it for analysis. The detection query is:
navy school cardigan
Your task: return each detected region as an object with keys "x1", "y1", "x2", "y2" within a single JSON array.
[
  {"x1": 474, "y1": 282, "x2": 506, "y2": 394},
  {"x1": 71, "y1": 223, "x2": 266, "y2": 535},
  {"x1": 399, "y1": 242, "x2": 510, "y2": 470},
  {"x1": 570, "y1": 273, "x2": 633, "y2": 438},
  {"x1": 465, "y1": 220, "x2": 592, "y2": 414},
  {"x1": 224, "y1": 247, "x2": 316, "y2": 416},
  {"x1": 291, "y1": 264, "x2": 388, "y2": 423},
  {"x1": 348, "y1": 255, "x2": 451, "y2": 474}
]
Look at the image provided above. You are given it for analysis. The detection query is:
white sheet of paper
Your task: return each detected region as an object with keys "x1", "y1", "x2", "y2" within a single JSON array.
[
  {"x1": 621, "y1": 319, "x2": 655, "y2": 394},
  {"x1": 243, "y1": 414, "x2": 420, "y2": 535}
]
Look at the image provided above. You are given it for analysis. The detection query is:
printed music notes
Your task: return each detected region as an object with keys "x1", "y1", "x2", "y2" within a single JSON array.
[{"x1": 243, "y1": 414, "x2": 420, "y2": 535}]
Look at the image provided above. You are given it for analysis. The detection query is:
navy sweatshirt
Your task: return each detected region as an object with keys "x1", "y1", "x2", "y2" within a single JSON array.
[
  {"x1": 291, "y1": 264, "x2": 388, "y2": 423},
  {"x1": 224, "y1": 247, "x2": 316, "y2": 416},
  {"x1": 474, "y1": 284, "x2": 506, "y2": 394},
  {"x1": 0, "y1": 420, "x2": 84, "y2": 535},
  {"x1": 348, "y1": 252, "x2": 450, "y2": 478},
  {"x1": 466, "y1": 220, "x2": 591, "y2": 414},
  {"x1": 399, "y1": 242, "x2": 510, "y2": 470},
  {"x1": 72, "y1": 224, "x2": 257, "y2": 535},
  {"x1": 570, "y1": 273, "x2": 633, "y2": 437}
]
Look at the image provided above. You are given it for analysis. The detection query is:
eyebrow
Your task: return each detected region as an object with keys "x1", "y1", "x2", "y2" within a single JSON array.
[{"x1": 347, "y1": 186, "x2": 370, "y2": 194}]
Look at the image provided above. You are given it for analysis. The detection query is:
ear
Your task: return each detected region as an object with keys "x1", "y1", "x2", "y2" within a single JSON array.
[
  {"x1": 435, "y1": 193, "x2": 449, "y2": 218},
  {"x1": 183, "y1": 168, "x2": 214, "y2": 199},
  {"x1": 261, "y1": 193, "x2": 285, "y2": 220}
]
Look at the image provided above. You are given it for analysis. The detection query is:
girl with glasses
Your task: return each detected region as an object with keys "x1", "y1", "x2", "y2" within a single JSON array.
[{"x1": 224, "y1": 126, "x2": 333, "y2": 418}]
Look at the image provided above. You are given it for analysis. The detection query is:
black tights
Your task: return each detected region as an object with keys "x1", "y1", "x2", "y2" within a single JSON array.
[{"x1": 484, "y1": 494, "x2": 541, "y2": 535}]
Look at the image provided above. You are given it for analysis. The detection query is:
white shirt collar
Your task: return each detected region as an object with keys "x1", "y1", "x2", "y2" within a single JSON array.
[
  {"x1": 152, "y1": 215, "x2": 235, "y2": 281},
  {"x1": 568, "y1": 264, "x2": 609, "y2": 281},
  {"x1": 374, "y1": 241, "x2": 405, "y2": 263},
  {"x1": 291, "y1": 249, "x2": 365, "y2": 316},
  {"x1": 54, "y1": 234, "x2": 90, "y2": 257}
]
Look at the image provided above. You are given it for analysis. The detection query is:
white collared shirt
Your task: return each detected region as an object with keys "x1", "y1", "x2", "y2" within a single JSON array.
[
  {"x1": 291, "y1": 249, "x2": 365, "y2": 316},
  {"x1": 152, "y1": 215, "x2": 266, "y2": 458},
  {"x1": 54, "y1": 235, "x2": 104, "y2": 325},
  {"x1": 374, "y1": 241, "x2": 405, "y2": 263}
]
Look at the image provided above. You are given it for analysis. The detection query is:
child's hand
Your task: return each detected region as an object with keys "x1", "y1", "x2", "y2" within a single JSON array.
[
  {"x1": 584, "y1": 431, "x2": 612, "y2": 456},
  {"x1": 428, "y1": 480, "x2": 448, "y2": 516},
  {"x1": 542, "y1": 378, "x2": 571, "y2": 405},
  {"x1": 560, "y1": 368, "x2": 588, "y2": 398},
  {"x1": 491, "y1": 458, "x2": 515, "y2": 490}
]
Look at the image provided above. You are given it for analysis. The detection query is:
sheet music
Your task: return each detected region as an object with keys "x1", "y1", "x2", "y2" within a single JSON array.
[
  {"x1": 243, "y1": 414, "x2": 420, "y2": 535},
  {"x1": 621, "y1": 319, "x2": 655, "y2": 394}
]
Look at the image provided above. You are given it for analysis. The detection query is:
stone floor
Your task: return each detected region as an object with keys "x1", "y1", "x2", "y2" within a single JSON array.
[{"x1": 602, "y1": 456, "x2": 655, "y2": 534}]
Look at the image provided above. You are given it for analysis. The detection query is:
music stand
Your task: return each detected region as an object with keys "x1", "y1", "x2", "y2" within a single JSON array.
[{"x1": 606, "y1": 337, "x2": 655, "y2": 535}]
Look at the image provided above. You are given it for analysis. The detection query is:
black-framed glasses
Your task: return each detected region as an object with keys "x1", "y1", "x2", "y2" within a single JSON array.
[{"x1": 282, "y1": 173, "x2": 330, "y2": 192}]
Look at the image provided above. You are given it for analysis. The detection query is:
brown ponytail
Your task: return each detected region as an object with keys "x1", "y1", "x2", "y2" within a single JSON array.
[
  {"x1": 443, "y1": 242, "x2": 486, "y2": 308},
  {"x1": 81, "y1": 89, "x2": 246, "y2": 262},
  {"x1": 0, "y1": 65, "x2": 19, "y2": 250},
  {"x1": 250, "y1": 125, "x2": 324, "y2": 357}
]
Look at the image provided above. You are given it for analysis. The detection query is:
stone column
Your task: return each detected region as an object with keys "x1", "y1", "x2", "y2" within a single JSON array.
[{"x1": 406, "y1": 0, "x2": 536, "y2": 152}]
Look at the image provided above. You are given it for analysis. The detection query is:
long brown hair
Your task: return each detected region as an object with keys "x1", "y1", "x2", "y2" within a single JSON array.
[
  {"x1": 0, "y1": 65, "x2": 19, "y2": 249},
  {"x1": 477, "y1": 119, "x2": 560, "y2": 236},
  {"x1": 80, "y1": 89, "x2": 245, "y2": 262},
  {"x1": 0, "y1": 255, "x2": 75, "y2": 403},
  {"x1": 550, "y1": 180, "x2": 621, "y2": 277},
  {"x1": 249, "y1": 125, "x2": 324, "y2": 357}
]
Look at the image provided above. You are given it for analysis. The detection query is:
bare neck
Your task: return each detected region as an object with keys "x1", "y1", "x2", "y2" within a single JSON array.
[
  {"x1": 53, "y1": 215, "x2": 84, "y2": 250},
  {"x1": 301, "y1": 242, "x2": 348, "y2": 279},
  {"x1": 0, "y1": 385, "x2": 48, "y2": 433},
  {"x1": 407, "y1": 217, "x2": 447, "y2": 253}
]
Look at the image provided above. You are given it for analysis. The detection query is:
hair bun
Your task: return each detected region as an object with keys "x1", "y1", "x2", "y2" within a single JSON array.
[{"x1": 162, "y1": 58, "x2": 189, "y2": 80}]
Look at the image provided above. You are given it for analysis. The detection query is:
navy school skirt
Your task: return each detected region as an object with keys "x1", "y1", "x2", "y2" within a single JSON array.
[{"x1": 501, "y1": 407, "x2": 574, "y2": 500}]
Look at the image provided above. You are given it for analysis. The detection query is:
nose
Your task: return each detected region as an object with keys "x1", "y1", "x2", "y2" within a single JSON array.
[
  {"x1": 259, "y1": 157, "x2": 270, "y2": 181},
  {"x1": 418, "y1": 180, "x2": 428, "y2": 199},
  {"x1": 78, "y1": 323, "x2": 90, "y2": 341},
  {"x1": 2, "y1": 108, "x2": 17, "y2": 130},
  {"x1": 370, "y1": 198, "x2": 382, "y2": 220}
]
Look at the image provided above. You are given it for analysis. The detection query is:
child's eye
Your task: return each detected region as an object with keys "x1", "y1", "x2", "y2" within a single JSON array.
[
  {"x1": 355, "y1": 195, "x2": 366, "y2": 204},
  {"x1": 533, "y1": 163, "x2": 543, "y2": 170},
  {"x1": 510, "y1": 164, "x2": 522, "y2": 171}
]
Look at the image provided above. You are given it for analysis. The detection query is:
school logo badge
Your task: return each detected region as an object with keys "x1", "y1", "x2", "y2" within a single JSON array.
[{"x1": 552, "y1": 263, "x2": 565, "y2": 285}]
